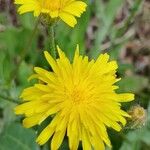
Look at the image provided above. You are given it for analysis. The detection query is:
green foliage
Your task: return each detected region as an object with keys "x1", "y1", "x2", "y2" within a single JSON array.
[
  {"x1": 0, "y1": 123, "x2": 40, "y2": 150},
  {"x1": 91, "y1": 0, "x2": 124, "y2": 58},
  {"x1": 117, "y1": 76, "x2": 149, "y2": 93},
  {"x1": 120, "y1": 103, "x2": 150, "y2": 150},
  {"x1": 55, "y1": 0, "x2": 91, "y2": 60},
  {"x1": 0, "y1": 0, "x2": 149, "y2": 150}
]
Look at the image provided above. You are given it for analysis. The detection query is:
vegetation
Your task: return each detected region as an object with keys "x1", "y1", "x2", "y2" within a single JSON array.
[{"x1": 0, "y1": 0, "x2": 149, "y2": 150}]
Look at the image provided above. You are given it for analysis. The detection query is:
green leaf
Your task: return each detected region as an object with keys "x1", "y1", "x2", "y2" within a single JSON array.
[
  {"x1": 0, "y1": 123, "x2": 40, "y2": 150},
  {"x1": 117, "y1": 76, "x2": 149, "y2": 93},
  {"x1": 117, "y1": 63, "x2": 134, "y2": 76},
  {"x1": 0, "y1": 50, "x2": 14, "y2": 83},
  {"x1": 91, "y1": 0, "x2": 125, "y2": 58},
  {"x1": 2, "y1": 104, "x2": 16, "y2": 125},
  {"x1": 120, "y1": 122, "x2": 150, "y2": 150},
  {"x1": 120, "y1": 131, "x2": 141, "y2": 150},
  {"x1": 18, "y1": 61, "x2": 33, "y2": 86},
  {"x1": 19, "y1": 13, "x2": 36, "y2": 30}
]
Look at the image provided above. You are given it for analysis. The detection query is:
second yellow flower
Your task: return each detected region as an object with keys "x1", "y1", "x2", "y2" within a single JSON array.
[{"x1": 15, "y1": 0, "x2": 87, "y2": 27}]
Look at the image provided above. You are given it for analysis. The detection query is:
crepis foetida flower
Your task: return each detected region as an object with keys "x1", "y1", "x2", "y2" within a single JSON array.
[
  {"x1": 15, "y1": 45, "x2": 134, "y2": 150},
  {"x1": 14, "y1": 0, "x2": 87, "y2": 27}
]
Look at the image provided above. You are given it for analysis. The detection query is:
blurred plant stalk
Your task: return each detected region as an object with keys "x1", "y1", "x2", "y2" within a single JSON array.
[
  {"x1": 0, "y1": 93, "x2": 19, "y2": 104},
  {"x1": 9, "y1": 17, "x2": 40, "y2": 82},
  {"x1": 48, "y1": 25, "x2": 56, "y2": 59},
  {"x1": 40, "y1": 14, "x2": 58, "y2": 59}
]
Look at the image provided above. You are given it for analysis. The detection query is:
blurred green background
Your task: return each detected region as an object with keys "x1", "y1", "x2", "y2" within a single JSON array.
[{"x1": 0, "y1": 0, "x2": 150, "y2": 150}]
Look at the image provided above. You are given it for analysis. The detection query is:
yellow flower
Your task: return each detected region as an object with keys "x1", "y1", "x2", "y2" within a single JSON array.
[
  {"x1": 14, "y1": 0, "x2": 87, "y2": 27},
  {"x1": 15, "y1": 45, "x2": 134, "y2": 150}
]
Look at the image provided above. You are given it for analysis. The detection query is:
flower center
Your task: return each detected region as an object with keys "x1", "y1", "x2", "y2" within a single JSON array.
[
  {"x1": 71, "y1": 89, "x2": 86, "y2": 105},
  {"x1": 41, "y1": 0, "x2": 62, "y2": 11}
]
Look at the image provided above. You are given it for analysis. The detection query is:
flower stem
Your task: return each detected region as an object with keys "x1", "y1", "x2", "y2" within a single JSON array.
[{"x1": 48, "y1": 25, "x2": 56, "y2": 59}]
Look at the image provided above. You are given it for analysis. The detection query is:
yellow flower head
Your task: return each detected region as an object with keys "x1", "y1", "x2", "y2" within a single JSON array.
[
  {"x1": 15, "y1": 0, "x2": 87, "y2": 27},
  {"x1": 15, "y1": 45, "x2": 134, "y2": 150}
]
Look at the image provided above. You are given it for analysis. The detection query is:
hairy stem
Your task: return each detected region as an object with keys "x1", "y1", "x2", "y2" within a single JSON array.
[{"x1": 48, "y1": 25, "x2": 56, "y2": 59}]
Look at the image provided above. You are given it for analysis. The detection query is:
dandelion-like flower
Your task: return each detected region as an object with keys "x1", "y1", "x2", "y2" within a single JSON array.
[
  {"x1": 15, "y1": 0, "x2": 87, "y2": 27},
  {"x1": 15, "y1": 45, "x2": 134, "y2": 150}
]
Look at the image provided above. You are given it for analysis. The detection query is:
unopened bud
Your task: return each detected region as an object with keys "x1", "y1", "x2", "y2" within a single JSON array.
[{"x1": 128, "y1": 105, "x2": 147, "y2": 129}]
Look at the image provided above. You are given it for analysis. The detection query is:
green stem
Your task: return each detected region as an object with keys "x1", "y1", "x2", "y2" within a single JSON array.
[
  {"x1": 48, "y1": 25, "x2": 56, "y2": 59},
  {"x1": 0, "y1": 94, "x2": 19, "y2": 104}
]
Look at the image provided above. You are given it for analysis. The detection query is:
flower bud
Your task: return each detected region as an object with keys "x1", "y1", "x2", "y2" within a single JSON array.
[{"x1": 128, "y1": 105, "x2": 147, "y2": 129}]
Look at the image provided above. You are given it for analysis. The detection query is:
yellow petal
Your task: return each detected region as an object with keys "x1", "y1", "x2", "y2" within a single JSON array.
[
  {"x1": 63, "y1": 1, "x2": 87, "y2": 17},
  {"x1": 44, "y1": 51, "x2": 59, "y2": 74},
  {"x1": 59, "y1": 12, "x2": 77, "y2": 27},
  {"x1": 36, "y1": 114, "x2": 60, "y2": 145},
  {"x1": 23, "y1": 114, "x2": 43, "y2": 128}
]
